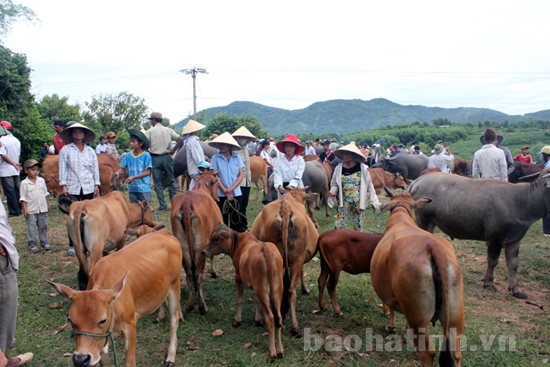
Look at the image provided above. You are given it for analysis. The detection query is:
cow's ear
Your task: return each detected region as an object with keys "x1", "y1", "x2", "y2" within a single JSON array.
[
  {"x1": 414, "y1": 198, "x2": 432, "y2": 209},
  {"x1": 380, "y1": 203, "x2": 392, "y2": 213},
  {"x1": 47, "y1": 281, "x2": 76, "y2": 300},
  {"x1": 154, "y1": 224, "x2": 165, "y2": 231},
  {"x1": 109, "y1": 272, "x2": 129, "y2": 303}
]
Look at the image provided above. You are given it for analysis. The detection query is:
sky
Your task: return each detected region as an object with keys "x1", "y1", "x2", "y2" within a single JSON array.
[{"x1": 5, "y1": 0, "x2": 550, "y2": 124}]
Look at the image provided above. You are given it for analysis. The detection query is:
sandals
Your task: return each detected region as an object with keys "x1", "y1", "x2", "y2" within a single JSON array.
[
  {"x1": 29, "y1": 245, "x2": 39, "y2": 254},
  {"x1": 42, "y1": 244, "x2": 51, "y2": 251},
  {"x1": 67, "y1": 248, "x2": 76, "y2": 256}
]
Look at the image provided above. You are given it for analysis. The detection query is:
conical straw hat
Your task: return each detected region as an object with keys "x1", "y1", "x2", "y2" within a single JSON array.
[
  {"x1": 181, "y1": 119, "x2": 206, "y2": 135},
  {"x1": 232, "y1": 126, "x2": 256, "y2": 139},
  {"x1": 334, "y1": 143, "x2": 366, "y2": 163},
  {"x1": 208, "y1": 132, "x2": 242, "y2": 150}
]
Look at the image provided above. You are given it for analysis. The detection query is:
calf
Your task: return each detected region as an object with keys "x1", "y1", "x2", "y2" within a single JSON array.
[
  {"x1": 48, "y1": 228, "x2": 182, "y2": 367},
  {"x1": 67, "y1": 191, "x2": 157, "y2": 290},
  {"x1": 317, "y1": 230, "x2": 383, "y2": 316},
  {"x1": 203, "y1": 224, "x2": 285, "y2": 361},
  {"x1": 371, "y1": 188, "x2": 464, "y2": 367},
  {"x1": 369, "y1": 167, "x2": 407, "y2": 195}
]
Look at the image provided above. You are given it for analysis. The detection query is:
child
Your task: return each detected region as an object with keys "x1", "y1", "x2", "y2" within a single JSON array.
[
  {"x1": 198, "y1": 160, "x2": 210, "y2": 173},
  {"x1": 19, "y1": 159, "x2": 50, "y2": 253},
  {"x1": 115, "y1": 129, "x2": 153, "y2": 205}
]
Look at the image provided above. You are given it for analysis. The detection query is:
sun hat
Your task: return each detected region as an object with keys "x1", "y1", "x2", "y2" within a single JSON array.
[
  {"x1": 23, "y1": 159, "x2": 40, "y2": 169},
  {"x1": 276, "y1": 134, "x2": 304, "y2": 155},
  {"x1": 57, "y1": 193, "x2": 77, "y2": 215},
  {"x1": 128, "y1": 129, "x2": 150, "y2": 150},
  {"x1": 182, "y1": 119, "x2": 206, "y2": 135},
  {"x1": 148, "y1": 112, "x2": 163, "y2": 120},
  {"x1": 59, "y1": 122, "x2": 96, "y2": 144},
  {"x1": 106, "y1": 131, "x2": 116, "y2": 138},
  {"x1": 0, "y1": 120, "x2": 12, "y2": 131},
  {"x1": 208, "y1": 132, "x2": 242, "y2": 150},
  {"x1": 480, "y1": 135, "x2": 504, "y2": 146},
  {"x1": 232, "y1": 126, "x2": 256, "y2": 140},
  {"x1": 334, "y1": 143, "x2": 366, "y2": 163},
  {"x1": 198, "y1": 160, "x2": 210, "y2": 169},
  {"x1": 433, "y1": 144, "x2": 444, "y2": 154},
  {"x1": 521, "y1": 145, "x2": 529, "y2": 150},
  {"x1": 540, "y1": 146, "x2": 550, "y2": 155}
]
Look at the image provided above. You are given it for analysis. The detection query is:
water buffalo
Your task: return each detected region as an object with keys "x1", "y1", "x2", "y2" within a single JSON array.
[
  {"x1": 409, "y1": 171, "x2": 550, "y2": 299},
  {"x1": 173, "y1": 141, "x2": 219, "y2": 178},
  {"x1": 262, "y1": 161, "x2": 330, "y2": 226},
  {"x1": 508, "y1": 161, "x2": 545, "y2": 183},
  {"x1": 373, "y1": 153, "x2": 429, "y2": 181}
]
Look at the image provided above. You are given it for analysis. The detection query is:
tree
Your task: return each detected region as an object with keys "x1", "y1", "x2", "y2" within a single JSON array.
[
  {"x1": 203, "y1": 113, "x2": 267, "y2": 139},
  {"x1": 36, "y1": 94, "x2": 81, "y2": 123},
  {"x1": 0, "y1": 45, "x2": 32, "y2": 117},
  {"x1": 0, "y1": 0, "x2": 38, "y2": 43}
]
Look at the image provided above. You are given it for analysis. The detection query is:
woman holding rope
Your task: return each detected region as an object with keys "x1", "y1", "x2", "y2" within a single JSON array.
[{"x1": 209, "y1": 132, "x2": 247, "y2": 232}]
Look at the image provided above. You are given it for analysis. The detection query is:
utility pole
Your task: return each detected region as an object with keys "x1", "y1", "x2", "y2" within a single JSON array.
[{"x1": 180, "y1": 67, "x2": 208, "y2": 121}]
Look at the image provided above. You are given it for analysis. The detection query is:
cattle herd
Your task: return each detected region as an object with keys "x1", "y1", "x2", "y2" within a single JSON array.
[{"x1": 45, "y1": 151, "x2": 550, "y2": 367}]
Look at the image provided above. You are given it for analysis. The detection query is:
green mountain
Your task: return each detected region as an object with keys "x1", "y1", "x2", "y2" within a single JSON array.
[{"x1": 175, "y1": 98, "x2": 542, "y2": 136}]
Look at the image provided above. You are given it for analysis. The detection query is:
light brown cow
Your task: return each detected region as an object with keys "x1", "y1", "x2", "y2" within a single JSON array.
[
  {"x1": 369, "y1": 167, "x2": 407, "y2": 195},
  {"x1": 67, "y1": 191, "x2": 157, "y2": 290},
  {"x1": 317, "y1": 229, "x2": 383, "y2": 317},
  {"x1": 48, "y1": 228, "x2": 182, "y2": 367},
  {"x1": 370, "y1": 188, "x2": 464, "y2": 367},
  {"x1": 171, "y1": 171, "x2": 222, "y2": 314},
  {"x1": 250, "y1": 156, "x2": 268, "y2": 200},
  {"x1": 203, "y1": 224, "x2": 285, "y2": 361},
  {"x1": 251, "y1": 187, "x2": 319, "y2": 336}
]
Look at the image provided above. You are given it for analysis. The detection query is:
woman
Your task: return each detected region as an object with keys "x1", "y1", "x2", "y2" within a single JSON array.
[
  {"x1": 209, "y1": 132, "x2": 246, "y2": 232},
  {"x1": 329, "y1": 142, "x2": 381, "y2": 232},
  {"x1": 260, "y1": 140, "x2": 274, "y2": 177},
  {"x1": 182, "y1": 119, "x2": 206, "y2": 190},
  {"x1": 273, "y1": 134, "x2": 305, "y2": 196},
  {"x1": 232, "y1": 126, "x2": 256, "y2": 232}
]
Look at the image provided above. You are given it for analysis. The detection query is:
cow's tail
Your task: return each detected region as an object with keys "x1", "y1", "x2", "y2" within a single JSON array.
[
  {"x1": 71, "y1": 206, "x2": 89, "y2": 290},
  {"x1": 182, "y1": 199, "x2": 199, "y2": 294},
  {"x1": 430, "y1": 245, "x2": 462, "y2": 367},
  {"x1": 262, "y1": 244, "x2": 282, "y2": 328},
  {"x1": 317, "y1": 232, "x2": 333, "y2": 277}
]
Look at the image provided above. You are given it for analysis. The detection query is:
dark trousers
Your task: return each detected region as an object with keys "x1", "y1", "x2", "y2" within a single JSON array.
[
  {"x1": 543, "y1": 217, "x2": 550, "y2": 234},
  {"x1": 217, "y1": 195, "x2": 246, "y2": 232},
  {"x1": 151, "y1": 154, "x2": 177, "y2": 209},
  {"x1": 239, "y1": 187, "x2": 251, "y2": 230},
  {"x1": 0, "y1": 176, "x2": 21, "y2": 216},
  {"x1": 0, "y1": 254, "x2": 18, "y2": 353}
]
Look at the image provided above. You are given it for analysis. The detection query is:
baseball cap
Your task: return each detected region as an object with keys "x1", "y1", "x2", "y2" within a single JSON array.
[
  {"x1": 24, "y1": 159, "x2": 40, "y2": 169},
  {"x1": 148, "y1": 112, "x2": 163, "y2": 119}
]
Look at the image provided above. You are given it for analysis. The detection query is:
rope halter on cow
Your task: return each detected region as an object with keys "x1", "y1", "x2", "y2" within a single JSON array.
[{"x1": 70, "y1": 305, "x2": 120, "y2": 367}]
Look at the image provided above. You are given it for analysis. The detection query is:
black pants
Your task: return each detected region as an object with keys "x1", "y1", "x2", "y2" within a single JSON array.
[
  {"x1": 543, "y1": 217, "x2": 550, "y2": 235},
  {"x1": 239, "y1": 187, "x2": 251, "y2": 230},
  {"x1": 0, "y1": 176, "x2": 21, "y2": 216},
  {"x1": 217, "y1": 195, "x2": 247, "y2": 232}
]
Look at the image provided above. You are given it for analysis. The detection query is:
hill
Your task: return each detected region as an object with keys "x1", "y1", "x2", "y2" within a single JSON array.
[{"x1": 174, "y1": 98, "x2": 541, "y2": 136}]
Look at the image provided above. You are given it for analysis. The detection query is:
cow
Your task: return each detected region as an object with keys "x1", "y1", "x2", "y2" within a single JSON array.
[
  {"x1": 251, "y1": 187, "x2": 319, "y2": 336},
  {"x1": 262, "y1": 161, "x2": 330, "y2": 227},
  {"x1": 368, "y1": 167, "x2": 407, "y2": 195},
  {"x1": 173, "y1": 141, "x2": 218, "y2": 178},
  {"x1": 317, "y1": 230, "x2": 383, "y2": 316},
  {"x1": 409, "y1": 171, "x2": 550, "y2": 299},
  {"x1": 48, "y1": 228, "x2": 182, "y2": 367},
  {"x1": 67, "y1": 191, "x2": 158, "y2": 290},
  {"x1": 508, "y1": 161, "x2": 545, "y2": 183},
  {"x1": 453, "y1": 159, "x2": 471, "y2": 176},
  {"x1": 124, "y1": 224, "x2": 166, "y2": 239},
  {"x1": 250, "y1": 156, "x2": 268, "y2": 200},
  {"x1": 303, "y1": 155, "x2": 319, "y2": 162},
  {"x1": 419, "y1": 167, "x2": 442, "y2": 176},
  {"x1": 371, "y1": 188, "x2": 464, "y2": 367},
  {"x1": 203, "y1": 224, "x2": 285, "y2": 361},
  {"x1": 171, "y1": 171, "x2": 222, "y2": 314},
  {"x1": 373, "y1": 153, "x2": 429, "y2": 181}
]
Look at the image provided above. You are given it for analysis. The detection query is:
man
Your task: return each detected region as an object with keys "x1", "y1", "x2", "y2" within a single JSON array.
[
  {"x1": 52, "y1": 120, "x2": 67, "y2": 154},
  {"x1": 305, "y1": 140, "x2": 316, "y2": 155},
  {"x1": 0, "y1": 121, "x2": 22, "y2": 217},
  {"x1": 472, "y1": 128, "x2": 507, "y2": 181},
  {"x1": 105, "y1": 131, "x2": 120, "y2": 160},
  {"x1": 319, "y1": 139, "x2": 334, "y2": 163},
  {"x1": 144, "y1": 112, "x2": 182, "y2": 210},
  {"x1": 375, "y1": 138, "x2": 387, "y2": 163},
  {"x1": 95, "y1": 136, "x2": 107, "y2": 154},
  {"x1": 428, "y1": 144, "x2": 454, "y2": 173}
]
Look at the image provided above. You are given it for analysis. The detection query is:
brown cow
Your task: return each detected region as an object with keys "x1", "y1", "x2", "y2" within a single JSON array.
[
  {"x1": 371, "y1": 188, "x2": 464, "y2": 367},
  {"x1": 419, "y1": 167, "x2": 442, "y2": 176},
  {"x1": 453, "y1": 159, "x2": 471, "y2": 176},
  {"x1": 48, "y1": 228, "x2": 182, "y2": 367},
  {"x1": 251, "y1": 187, "x2": 318, "y2": 336},
  {"x1": 317, "y1": 229, "x2": 383, "y2": 316},
  {"x1": 171, "y1": 171, "x2": 222, "y2": 314},
  {"x1": 303, "y1": 154, "x2": 319, "y2": 162},
  {"x1": 67, "y1": 191, "x2": 158, "y2": 290},
  {"x1": 203, "y1": 224, "x2": 285, "y2": 361},
  {"x1": 369, "y1": 167, "x2": 407, "y2": 195},
  {"x1": 250, "y1": 156, "x2": 268, "y2": 200}
]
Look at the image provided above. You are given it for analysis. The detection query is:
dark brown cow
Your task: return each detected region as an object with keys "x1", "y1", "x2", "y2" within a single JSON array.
[
  {"x1": 251, "y1": 187, "x2": 318, "y2": 336},
  {"x1": 203, "y1": 224, "x2": 285, "y2": 361},
  {"x1": 317, "y1": 230, "x2": 383, "y2": 316},
  {"x1": 369, "y1": 167, "x2": 407, "y2": 195},
  {"x1": 452, "y1": 159, "x2": 471, "y2": 176},
  {"x1": 171, "y1": 171, "x2": 222, "y2": 314},
  {"x1": 508, "y1": 161, "x2": 545, "y2": 183},
  {"x1": 371, "y1": 189, "x2": 464, "y2": 367}
]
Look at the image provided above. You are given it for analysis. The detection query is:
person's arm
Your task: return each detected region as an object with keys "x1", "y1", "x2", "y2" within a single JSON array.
[
  {"x1": 0, "y1": 152, "x2": 22, "y2": 171},
  {"x1": 127, "y1": 168, "x2": 150, "y2": 184},
  {"x1": 171, "y1": 136, "x2": 183, "y2": 155},
  {"x1": 91, "y1": 150, "x2": 100, "y2": 196}
]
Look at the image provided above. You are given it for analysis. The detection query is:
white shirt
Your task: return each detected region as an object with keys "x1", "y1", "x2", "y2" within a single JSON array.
[
  {"x1": 0, "y1": 203, "x2": 19, "y2": 270},
  {"x1": 0, "y1": 134, "x2": 21, "y2": 177},
  {"x1": 428, "y1": 152, "x2": 454, "y2": 173},
  {"x1": 472, "y1": 144, "x2": 508, "y2": 181},
  {"x1": 95, "y1": 143, "x2": 107, "y2": 154},
  {"x1": 305, "y1": 145, "x2": 316, "y2": 155},
  {"x1": 20, "y1": 177, "x2": 50, "y2": 214}
]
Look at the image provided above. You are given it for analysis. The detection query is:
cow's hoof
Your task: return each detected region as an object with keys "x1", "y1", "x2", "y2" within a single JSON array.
[
  {"x1": 233, "y1": 321, "x2": 241, "y2": 327},
  {"x1": 199, "y1": 307, "x2": 209, "y2": 315},
  {"x1": 301, "y1": 288, "x2": 310, "y2": 295},
  {"x1": 186, "y1": 305, "x2": 195, "y2": 313},
  {"x1": 210, "y1": 271, "x2": 219, "y2": 279},
  {"x1": 255, "y1": 320, "x2": 263, "y2": 327},
  {"x1": 290, "y1": 328, "x2": 303, "y2": 338},
  {"x1": 336, "y1": 312, "x2": 344, "y2": 317},
  {"x1": 163, "y1": 362, "x2": 175, "y2": 367},
  {"x1": 384, "y1": 326, "x2": 396, "y2": 333},
  {"x1": 277, "y1": 352, "x2": 284, "y2": 358},
  {"x1": 483, "y1": 284, "x2": 498, "y2": 292},
  {"x1": 513, "y1": 291, "x2": 528, "y2": 299}
]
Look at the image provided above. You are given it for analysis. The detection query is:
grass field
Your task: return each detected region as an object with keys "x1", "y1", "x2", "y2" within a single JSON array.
[{"x1": 5, "y1": 185, "x2": 550, "y2": 367}]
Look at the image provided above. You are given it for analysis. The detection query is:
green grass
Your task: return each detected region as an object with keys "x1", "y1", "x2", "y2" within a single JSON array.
[{"x1": 6, "y1": 186, "x2": 550, "y2": 366}]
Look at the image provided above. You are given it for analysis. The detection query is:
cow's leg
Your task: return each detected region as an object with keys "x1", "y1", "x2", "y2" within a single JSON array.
[
  {"x1": 164, "y1": 285, "x2": 180, "y2": 367},
  {"x1": 196, "y1": 257, "x2": 209, "y2": 314},
  {"x1": 317, "y1": 261, "x2": 329, "y2": 311},
  {"x1": 209, "y1": 255, "x2": 218, "y2": 278},
  {"x1": 483, "y1": 241, "x2": 503, "y2": 292},
  {"x1": 233, "y1": 278, "x2": 244, "y2": 327},
  {"x1": 289, "y1": 265, "x2": 303, "y2": 337},
  {"x1": 256, "y1": 290, "x2": 277, "y2": 362},
  {"x1": 410, "y1": 324, "x2": 435, "y2": 367},
  {"x1": 327, "y1": 270, "x2": 343, "y2": 317},
  {"x1": 504, "y1": 241, "x2": 527, "y2": 299},
  {"x1": 300, "y1": 269, "x2": 310, "y2": 295},
  {"x1": 182, "y1": 260, "x2": 195, "y2": 312},
  {"x1": 121, "y1": 321, "x2": 137, "y2": 367},
  {"x1": 253, "y1": 295, "x2": 263, "y2": 326},
  {"x1": 99, "y1": 344, "x2": 109, "y2": 366}
]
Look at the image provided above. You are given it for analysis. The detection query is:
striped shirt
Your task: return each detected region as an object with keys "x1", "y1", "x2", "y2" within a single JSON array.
[{"x1": 58, "y1": 143, "x2": 100, "y2": 195}]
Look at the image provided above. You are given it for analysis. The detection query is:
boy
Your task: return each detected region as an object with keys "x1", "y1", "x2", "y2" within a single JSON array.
[
  {"x1": 19, "y1": 159, "x2": 50, "y2": 253},
  {"x1": 115, "y1": 129, "x2": 152, "y2": 205}
]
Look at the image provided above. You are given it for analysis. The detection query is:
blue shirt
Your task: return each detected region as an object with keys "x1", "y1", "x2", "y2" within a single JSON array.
[
  {"x1": 120, "y1": 151, "x2": 152, "y2": 193},
  {"x1": 210, "y1": 151, "x2": 244, "y2": 197}
]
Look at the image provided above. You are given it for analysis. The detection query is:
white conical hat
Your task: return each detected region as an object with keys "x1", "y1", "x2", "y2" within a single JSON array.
[
  {"x1": 208, "y1": 132, "x2": 242, "y2": 150},
  {"x1": 334, "y1": 143, "x2": 366, "y2": 163},
  {"x1": 232, "y1": 126, "x2": 255, "y2": 139},
  {"x1": 181, "y1": 119, "x2": 206, "y2": 135}
]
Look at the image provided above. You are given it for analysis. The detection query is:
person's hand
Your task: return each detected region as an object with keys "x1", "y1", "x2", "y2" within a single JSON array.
[
  {"x1": 226, "y1": 193, "x2": 233, "y2": 201},
  {"x1": 0, "y1": 246, "x2": 5, "y2": 256},
  {"x1": 14, "y1": 162, "x2": 22, "y2": 171},
  {"x1": 329, "y1": 189, "x2": 337, "y2": 196},
  {"x1": 23, "y1": 209, "x2": 29, "y2": 218},
  {"x1": 62, "y1": 185, "x2": 67, "y2": 195},
  {"x1": 94, "y1": 186, "x2": 99, "y2": 197},
  {"x1": 278, "y1": 185, "x2": 285, "y2": 195},
  {"x1": 126, "y1": 176, "x2": 134, "y2": 184}
]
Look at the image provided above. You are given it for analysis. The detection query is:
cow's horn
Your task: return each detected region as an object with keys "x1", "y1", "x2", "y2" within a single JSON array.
[{"x1": 384, "y1": 186, "x2": 394, "y2": 197}]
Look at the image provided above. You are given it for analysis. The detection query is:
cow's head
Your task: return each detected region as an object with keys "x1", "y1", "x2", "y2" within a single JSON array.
[
  {"x1": 393, "y1": 173, "x2": 408, "y2": 191},
  {"x1": 261, "y1": 175, "x2": 277, "y2": 205},
  {"x1": 124, "y1": 224, "x2": 165, "y2": 238},
  {"x1": 42, "y1": 173, "x2": 63, "y2": 195},
  {"x1": 47, "y1": 274, "x2": 128, "y2": 367},
  {"x1": 380, "y1": 187, "x2": 431, "y2": 219},
  {"x1": 138, "y1": 201, "x2": 157, "y2": 227},
  {"x1": 195, "y1": 172, "x2": 220, "y2": 201},
  {"x1": 203, "y1": 223, "x2": 232, "y2": 258}
]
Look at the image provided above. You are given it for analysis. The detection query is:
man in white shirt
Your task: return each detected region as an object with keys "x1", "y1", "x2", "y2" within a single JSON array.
[
  {"x1": 472, "y1": 128, "x2": 508, "y2": 181},
  {"x1": 305, "y1": 140, "x2": 316, "y2": 155},
  {"x1": 95, "y1": 136, "x2": 107, "y2": 154},
  {"x1": 428, "y1": 144, "x2": 454, "y2": 173}
]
